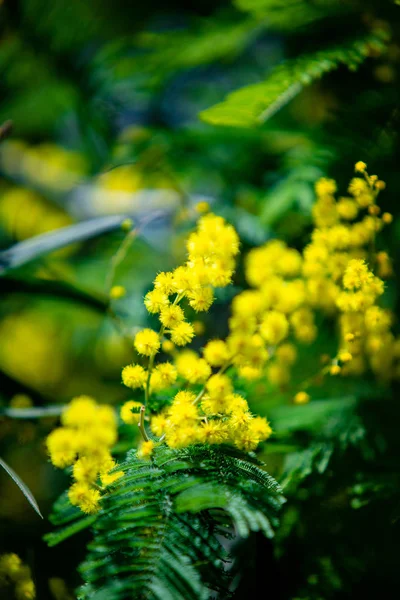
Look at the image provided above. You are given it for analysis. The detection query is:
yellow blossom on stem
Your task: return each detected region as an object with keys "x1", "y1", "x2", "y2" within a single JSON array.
[
  {"x1": 138, "y1": 440, "x2": 155, "y2": 458},
  {"x1": 134, "y1": 329, "x2": 160, "y2": 356},
  {"x1": 203, "y1": 339, "x2": 229, "y2": 366},
  {"x1": 170, "y1": 322, "x2": 195, "y2": 346},
  {"x1": 159, "y1": 304, "x2": 185, "y2": 328},
  {"x1": 355, "y1": 161, "x2": 367, "y2": 173},
  {"x1": 122, "y1": 364, "x2": 147, "y2": 389},
  {"x1": 120, "y1": 400, "x2": 143, "y2": 425},
  {"x1": 154, "y1": 272, "x2": 175, "y2": 295},
  {"x1": 68, "y1": 482, "x2": 101, "y2": 514},
  {"x1": 144, "y1": 289, "x2": 169, "y2": 313}
]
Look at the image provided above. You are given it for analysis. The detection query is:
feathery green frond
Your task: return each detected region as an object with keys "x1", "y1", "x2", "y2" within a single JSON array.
[
  {"x1": 47, "y1": 445, "x2": 283, "y2": 600},
  {"x1": 200, "y1": 30, "x2": 389, "y2": 127}
]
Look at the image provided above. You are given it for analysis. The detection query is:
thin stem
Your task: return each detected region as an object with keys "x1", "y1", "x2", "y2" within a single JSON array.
[
  {"x1": 144, "y1": 292, "x2": 182, "y2": 406},
  {"x1": 192, "y1": 387, "x2": 206, "y2": 406},
  {"x1": 138, "y1": 406, "x2": 149, "y2": 442},
  {"x1": 105, "y1": 227, "x2": 137, "y2": 293},
  {"x1": 191, "y1": 359, "x2": 233, "y2": 405}
]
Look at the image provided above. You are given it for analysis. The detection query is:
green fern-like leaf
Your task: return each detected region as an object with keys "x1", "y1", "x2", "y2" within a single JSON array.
[
  {"x1": 200, "y1": 30, "x2": 389, "y2": 127},
  {"x1": 270, "y1": 396, "x2": 368, "y2": 490},
  {"x1": 45, "y1": 444, "x2": 283, "y2": 599}
]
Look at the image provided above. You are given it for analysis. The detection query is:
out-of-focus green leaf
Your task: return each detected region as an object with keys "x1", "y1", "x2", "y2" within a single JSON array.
[
  {"x1": 0, "y1": 276, "x2": 109, "y2": 312},
  {"x1": 98, "y1": 18, "x2": 261, "y2": 86},
  {"x1": 260, "y1": 165, "x2": 322, "y2": 226},
  {"x1": 270, "y1": 397, "x2": 357, "y2": 434},
  {"x1": 0, "y1": 215, "x2": 128, "y2": 274},
  {"x1": 200, "y1": 31, "x2": 389, "y2": 127},
  {"x1": 234, "y1": 0, "x2": 349, "y2": 30},
  {"x1": 0, "y1": 457, "x2": 43, "y2": 518}
]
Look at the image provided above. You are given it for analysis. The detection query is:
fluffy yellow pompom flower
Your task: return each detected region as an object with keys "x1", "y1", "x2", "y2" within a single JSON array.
[
  {"x1": 73, "y1": 456, "x2": 102, "y2": 483},
  {"x1": 167, "y1": 398, "x2": 198, "y2": 426},
  {"x1": 207, "y1": 259, "x2": 234, "y2": 287},
  {"x1": 203, "y1": 339, "x2": 229, "y2": 366},
  {"x1": 365, "y1": 306, "x2": 391, "y2": 332},
  {"x1": 122, "y1": 364, "x2": 147, "y2": 389},
  {"x1": 199, "y1": 421, "x2": 229, "y2": 444},
  {"x1": 172, "y1": 266, "x2": 193, "y2": 294},
  {"x1": 315, "y1": 178, "x2": 337, "y2": 196},
  {"x1": 173, "y1": 390, "x2": 197, "y2": 404},
  {"x1": 134, "y1": 328, "x2": 160, "y2": 356},
  {"x1": 260, "y1": 311, "x2": 289, "y2": 345},
  {"x1": 46, "y1": 428, "x2": 77, "y2": 468},
  {"x1": 175, "y1": 353, "x2": 211, "y2": 384},
  {"x1": 206, "y1": 373, "x2": 233, "y2": 398},
  {"x1": 159, "y1": 304, "x2": 185, "y2": 328},
  {"x1": 230, "y1": 416, "x2": 272, "y2": 451},
  {"x1": 61, "y1": 395, "x2": 98, "y2": 427},
  {"x1": 46, "y1": 396, "x2": 119, "y2": 516},
  {"x1": 154, "y1": 272, "x2": 175, "y2": 295},
  {"x1": 153, "y1": 362, "x2": 177, "y2": 387},
  {"x1": 150, "y1": 413, "x2": 168, "y2": 436},
  {"x1": 170, "y1": 321, "x2": 195, "y2": 346},
  {"x1": 68, "y1": 482, "x2": 101, "y2": 514},
  {"x1": 144, "y1": 289, "x2": 168, "y2": 313},
  {"x1": 343, "y1": 259, "x2": 371, "y2": 290},
  {"x1": 120, "y1": 400, "x2": 143, "y2": 424},
  {"x1": 238, "y1": 365, "x2": 262, "y2": 380},
  {"x1": 250, "y1": 416, "x2": 273, "y2": 440},
  {"x1": 229, "y1": 409, "x2": 252, "y2": 431},
  {"x1": 337, "y1": 198, "x2": 359, "y2": 221},
  {"x1": 138, "y1": 440, "x2": 155, "y2": 458},
  {"x1": 355, "y1": 161, "x2": 367, "y2": 173},
  {"x1": 226, "y1": 393, "x2": 249, "y2": 414},
  {"x1": 188, "y1": 287, "x2": 214, "y2": 312}
]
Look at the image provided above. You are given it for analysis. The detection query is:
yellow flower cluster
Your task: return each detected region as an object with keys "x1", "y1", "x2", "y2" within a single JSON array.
[
  {"x1": 121, "y1": 213, "x2": 240, "y2": 397},
  {"x1": 242, "y1": 162, "x2": 396, "y2": 389},
  {"x1": 121, "y1": 213, "x2": 272, "y2": 453},
  {"x1": 151, "y1": 375, "x2": 272, "y2": 452},
  {"x1": 0, "y1": 553, "x2": 35, "y2": 600},
  {"x1": 236, "y1": 239, "x2": 312, "y2": 387},
  {"x1": 337, "y1": 259, "x2": 400, "y2": 378},
  {"x1": 46, "y1": 396, "x2": 123, "y2": 514}
]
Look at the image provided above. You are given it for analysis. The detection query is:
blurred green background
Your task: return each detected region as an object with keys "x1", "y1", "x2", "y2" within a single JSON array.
[{"x1": 1, "y1": 1, "x2": 400, "y2": 598}]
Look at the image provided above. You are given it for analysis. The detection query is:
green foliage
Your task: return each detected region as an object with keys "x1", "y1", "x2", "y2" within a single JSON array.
[
  {"x1": 234, "y1": 0, "x2": 350, "y2": 30},
  {"x1": 2, "y1": 0, "x2": 400, "y2": 597},
  {"x1": 46, "y1": 445, "x2": 284, "y2": 599},
  {"x1": 200, "y1": 30, "x2": 389, "y2": 127},
  {"x1": 0, "y1": 215, "x2": 128, "y2": 274},
  {"x1": 0, "y1": 456, "x2": 43, "y2": 518},
  {"x1": 111, "y1": 18, "x2": 261, "y2": 87},
  {"x1": 268, "y1": 396, "x2": 370, "y2": 490}
]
